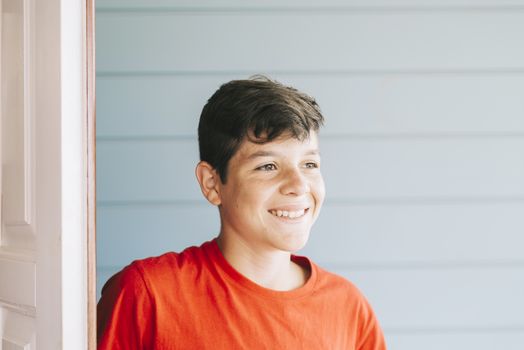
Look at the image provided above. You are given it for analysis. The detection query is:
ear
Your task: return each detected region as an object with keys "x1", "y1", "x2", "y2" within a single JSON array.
[{"x1": 195, "y1": 161, "x2": 222, "y2": 206}]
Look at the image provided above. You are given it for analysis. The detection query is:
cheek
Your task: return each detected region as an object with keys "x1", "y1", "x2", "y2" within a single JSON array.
[
  {"x1": 226, "y1": 183, "x2": 266, "y2": 213},
  {"x1": 312, "y1": 174, "x2": 326, "y2": 201}
]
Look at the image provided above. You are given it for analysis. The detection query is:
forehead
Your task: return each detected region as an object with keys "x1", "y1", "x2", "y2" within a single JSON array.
[{"x1": 234, "y1": 132, "x2": 320, "y2": 161}]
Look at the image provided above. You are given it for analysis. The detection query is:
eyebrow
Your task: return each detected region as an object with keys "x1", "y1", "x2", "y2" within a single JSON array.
[{"x1": 246, "y1": 149, "x2": 320, "y2": 160}]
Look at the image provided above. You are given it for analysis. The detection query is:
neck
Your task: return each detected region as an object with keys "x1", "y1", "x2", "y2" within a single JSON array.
[{"x1": 216, "y1": 234, "x2": 308, "y2": 291}]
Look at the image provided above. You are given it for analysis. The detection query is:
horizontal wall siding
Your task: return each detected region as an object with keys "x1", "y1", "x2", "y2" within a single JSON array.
[
  {"x1": 98, "y1": 74, "x2": 524, "y2": 137},
  {"x1": 97, "y1": 12, "x2": 524, "y2": 72},
  {"x1": 306, "y1": 202, "x2": 524, "y2": 264},
  {"x1": 96, "y1": 2, "x2": 524, "y2": 349},
  {"x1": 386, "y1": 332, "x2": 524, "y2": 350},
  {"x1": 97, "y1": 205, "x2": 220, "y2": 267},
  {"x1": 97, "y1": 0, "x2": 524, "y2": 10}
]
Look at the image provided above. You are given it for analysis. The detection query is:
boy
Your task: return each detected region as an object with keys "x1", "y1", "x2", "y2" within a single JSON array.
[{"x1": 97, "y1": 76, "x2": 386, "y2": 349}]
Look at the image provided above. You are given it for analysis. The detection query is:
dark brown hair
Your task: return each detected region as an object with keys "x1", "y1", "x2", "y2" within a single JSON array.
[{"x1": 198, "y1": 76, "x2": 324, "y2": 183}]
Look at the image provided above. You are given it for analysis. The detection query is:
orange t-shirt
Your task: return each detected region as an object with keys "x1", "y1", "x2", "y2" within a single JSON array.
[{"x1": 97, "y1": 240, "x2": 386, "y2": 349}]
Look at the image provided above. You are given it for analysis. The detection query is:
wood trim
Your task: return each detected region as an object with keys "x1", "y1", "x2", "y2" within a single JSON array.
[{"x1": 86, "y1": 0, "x2": 97, "y2": 348}]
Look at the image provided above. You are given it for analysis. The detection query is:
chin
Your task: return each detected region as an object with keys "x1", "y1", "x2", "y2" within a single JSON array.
[{"x1": 279, "y1": 231, "x2": 310, "y2": 253}]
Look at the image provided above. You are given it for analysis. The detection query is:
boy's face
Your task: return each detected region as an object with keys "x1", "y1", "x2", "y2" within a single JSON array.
[{"x1": 216, "y1": 132, "x2": 325, "y2": 254}]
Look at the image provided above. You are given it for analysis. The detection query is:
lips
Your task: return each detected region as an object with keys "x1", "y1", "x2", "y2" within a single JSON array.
[{"x1": 268, "y1": 208, "x2": 309, "y2": 219}]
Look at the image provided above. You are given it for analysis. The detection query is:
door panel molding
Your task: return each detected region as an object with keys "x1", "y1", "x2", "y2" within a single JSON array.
[{"x1": 1, "y1": 0, "x2": 35, "y2": 240}]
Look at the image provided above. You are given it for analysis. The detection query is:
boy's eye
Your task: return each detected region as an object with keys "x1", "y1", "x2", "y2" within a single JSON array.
[
  {"x1": 256, "y1": 163, "x2": 277, "y2": 171},
  {"x1": 305, "y1": 162, "x2": 319, "y2": 169}
]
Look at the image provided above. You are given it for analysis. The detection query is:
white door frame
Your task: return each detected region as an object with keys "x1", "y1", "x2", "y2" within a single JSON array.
[{"x1": 0, "y1": 0, "x2": 95, "y2": 348}]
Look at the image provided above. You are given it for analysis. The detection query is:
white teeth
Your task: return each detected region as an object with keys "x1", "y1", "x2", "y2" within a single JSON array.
[{"x1": 270, "y1": 209, "x2": 306, "y2": 218}]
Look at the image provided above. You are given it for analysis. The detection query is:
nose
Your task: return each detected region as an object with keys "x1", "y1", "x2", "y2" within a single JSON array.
[{"x1": 280, "y1": 167, "x2": 309, "y2": 196}]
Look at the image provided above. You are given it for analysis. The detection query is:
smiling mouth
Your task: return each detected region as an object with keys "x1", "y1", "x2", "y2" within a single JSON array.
[{"x1": 269, "y1": 208, "x2": 309, "y2": 219}]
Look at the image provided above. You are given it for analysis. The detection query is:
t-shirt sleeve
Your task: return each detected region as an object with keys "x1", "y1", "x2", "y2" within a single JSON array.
[
  {"x1": 356, "y1": 296, "x2": 387, "y2": 350},
  {"x1": 97, "y1": 263, "x2": 154, "y2": 349}
]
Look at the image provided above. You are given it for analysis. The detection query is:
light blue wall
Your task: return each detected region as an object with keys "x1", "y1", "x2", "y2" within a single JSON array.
[{"x1": 96, "y1": 1, "x2": 524, "y2": 348}]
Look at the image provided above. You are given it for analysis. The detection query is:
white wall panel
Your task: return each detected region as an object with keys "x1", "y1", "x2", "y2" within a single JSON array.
[
  {"x1": 336, "y1": 267, "x2": 524, "y2": 328},
  {"x1": 97, "y1": 0, "x2": 524, "y2": 10},
  {"x1": 96, "y1": 204, "x2": 219, "y2": 267},
  {"x1": 304, "y1": 202, "x2": 524, "y2": 264},
  {"x1": 97, "y1": 12, "x2": 524, "y2": 72},
  {"x1": 386, "y1": 331, "x2": 524, "y2": 350},
  {"x1": 97, "y1": 74, "x2": 524, "y2": 137},
  {"x1": 96, "y1": 139, "x2": 200, "y2": 202},
  {"x1": 97, "y1": 138, "x2": 524, "y2": 201},
  {"x1": 322, "y1": 138, "x2": 524, "y2": 199}
]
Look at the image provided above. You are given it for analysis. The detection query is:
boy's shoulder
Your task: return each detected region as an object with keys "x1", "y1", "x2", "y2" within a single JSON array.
[
  {"x1": 132, "y1": 242, "x2": 208, "y2": 272},
  {"x1": 101, "y1": 240, "x2": 213, "y2": 296},
  {"x1": 310, "y1": 259, "x2": 370, "y2": 303}
]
